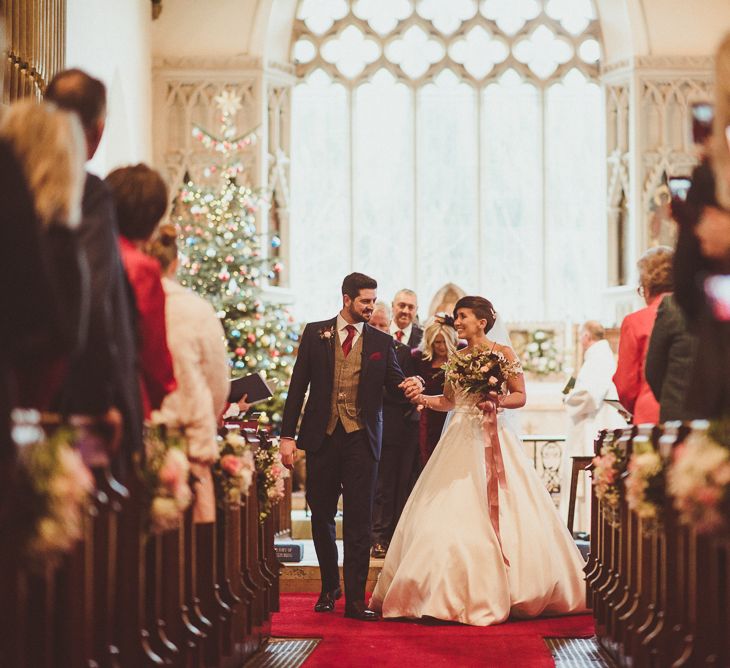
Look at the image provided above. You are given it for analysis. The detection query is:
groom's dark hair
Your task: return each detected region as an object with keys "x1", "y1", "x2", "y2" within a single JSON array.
[{"x1": 342, "y1": 272, "x2": 377, "y2": 299}]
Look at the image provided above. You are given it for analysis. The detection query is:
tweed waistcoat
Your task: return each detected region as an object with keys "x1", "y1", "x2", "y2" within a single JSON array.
[{"x1": 326, "y1": 332, "x2": 365, "y2": 434}]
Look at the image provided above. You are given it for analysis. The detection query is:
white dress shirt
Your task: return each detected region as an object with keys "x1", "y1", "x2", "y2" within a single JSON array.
[
  {"x1": 336, "y1": 313, "x2": 364, "y2": 347},
  {"x1": 389, "y1": 321, "x2": 412, "y2": 344}
]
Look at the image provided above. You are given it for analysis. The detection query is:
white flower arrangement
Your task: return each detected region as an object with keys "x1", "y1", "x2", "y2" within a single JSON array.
[
  {"x1": 213, "y1": 429, "x2": 256, "y2": 506},
  {"x1": 255, "y1": 437, "x2": 290, "y2": 520}
]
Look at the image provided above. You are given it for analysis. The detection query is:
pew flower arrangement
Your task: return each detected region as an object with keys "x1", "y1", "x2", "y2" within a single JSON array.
[
  {"x1": 255, "y1": 437, "x2": 289, "y2": 520},
  {"x1": 625, "y1": 442, "x2": 665, "y2": 522},
  {"x1": 213, "y1": 429, "x2": 256, "y2": 506},
  {"x1": 143, "y1": 420, "x2": 193, "y2": 533},
  {"x1": 592, "y1": 436, "x2": 628, "y2": 513},
  {"x1": 18, "y1": 426, "x2": 94, "y2": 565},
  {"x1": 668, "y1": 423, "x2": 730, "y2": 534}
]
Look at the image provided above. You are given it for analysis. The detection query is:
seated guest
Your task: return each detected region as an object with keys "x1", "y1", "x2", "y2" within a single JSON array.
[
  {"x1": 413, "y1": 314, "x2": 458, "y2": 466},
  {"x1": 147, "y1": 225, "x2": 230, "y2": 523},
  {"x1": 645, "y1": 295, "x2": 699, "y2": 422},
  {"x1": 105, "y1": 165, "x2": 176, "y2": 417},
  {"x1": 370, "y1": 301, "x2": 419, "y2": 559},
  {"x1": 613, "y1": 247, "x2": 674, "y2": 424},
  {"x1": 561, "y1": 321, "x2": 625, "y2": 533}
]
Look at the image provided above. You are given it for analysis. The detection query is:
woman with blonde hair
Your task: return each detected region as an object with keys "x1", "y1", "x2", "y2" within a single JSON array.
[
  {"x1": 413, "y1": 314, "x2": 459, "y2": 465},
  {"x1": 0, "y1": 100, "x2": 88, "y2": 410},
  {"x1": 613, "y1": 246, "x2": 674, "y2": 424}
]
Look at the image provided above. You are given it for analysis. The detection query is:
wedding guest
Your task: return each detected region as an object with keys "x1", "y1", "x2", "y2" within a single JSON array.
[
  {"x1": 413, "y1": 314, "x2": 459, "y2": 466},
  {"x1": 613, "y1": 247, "x2": 674, "y2": 424},
  {"x1": 370, "y1": 302, "x2": 419, "y2": 559},
  {"x1": 106, "y1": 164, "x2": 176, "y2": 418},
  {"x1": 390, "y1": 289, "x2": 423, "y2": 347},
  {"x1": 45, "y1": 69, "x2": 143, "y2": 461},
  {"x1": 147, "y1": 225, "x2": 229, "y2": 522},
  {"x1": 645, "y1": 295, "x2": 699, "y2": 422},
  {"x1": 560, "y1": 321, "x2": 625, "y2": 533},
  {"x1": 673, "y1": 34, "x2": 730, "y2": 418},
  {"x1": 0, "y1": 101, "x2": 89, "y2": 412}
]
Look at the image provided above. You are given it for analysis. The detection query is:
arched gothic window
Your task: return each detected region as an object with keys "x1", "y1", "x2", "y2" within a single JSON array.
[{"x1": 289, "y1": 0, "x2": 603, "y2": 322}]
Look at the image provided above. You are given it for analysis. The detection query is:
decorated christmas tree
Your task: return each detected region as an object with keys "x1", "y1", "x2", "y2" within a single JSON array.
[{"x1": 170, "y1": 90, "x2": 299, "y2": 430}]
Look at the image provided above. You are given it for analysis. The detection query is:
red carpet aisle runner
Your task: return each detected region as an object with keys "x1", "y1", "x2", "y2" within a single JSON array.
[{"x1": 272, "y1": 594, "x2": 594, "y2": 667}]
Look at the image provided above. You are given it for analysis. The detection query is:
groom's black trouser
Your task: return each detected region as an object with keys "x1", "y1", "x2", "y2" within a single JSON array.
[{"x1": 305, "y1": 422, "x2": 377, "y2": 602}]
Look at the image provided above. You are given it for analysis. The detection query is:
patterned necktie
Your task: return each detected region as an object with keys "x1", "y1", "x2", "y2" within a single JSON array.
[
  {"x1": 395, "y1": 330, "x2": 404, "y2": 343},
  {"x1": 342, "y1": 324, "x2": 357, "y2": 357}
]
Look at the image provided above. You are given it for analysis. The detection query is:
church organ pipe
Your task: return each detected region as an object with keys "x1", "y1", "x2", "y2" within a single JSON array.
[{"x1": 2, "y1": 0, "x2": 65, "y2": 105}]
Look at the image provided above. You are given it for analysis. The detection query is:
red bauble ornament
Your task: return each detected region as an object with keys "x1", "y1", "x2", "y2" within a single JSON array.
[{"x1": 235, "y1": 347, "x2": 246, "y2": 356}]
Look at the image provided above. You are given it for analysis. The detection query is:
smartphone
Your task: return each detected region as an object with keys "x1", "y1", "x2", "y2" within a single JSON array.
[
  {"x1": 704, "y1": 275, "x2": 730, "y2": 322},
  {"x1": 668, "y1": 176, "x2": 692, "y2": 203},
  {"x1": 691, "y1": 102, "x2": 713, "y2": 145}
]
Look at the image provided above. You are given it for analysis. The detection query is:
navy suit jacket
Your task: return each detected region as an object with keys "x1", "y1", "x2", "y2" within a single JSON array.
[{"x1": 281, "y1": 317, "x2": 406, "y2": 460}]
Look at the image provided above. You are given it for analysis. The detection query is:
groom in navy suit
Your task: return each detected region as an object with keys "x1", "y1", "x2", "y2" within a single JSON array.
[{"x1": 280, "y1": 273, "x2": 422, "y2": 620}]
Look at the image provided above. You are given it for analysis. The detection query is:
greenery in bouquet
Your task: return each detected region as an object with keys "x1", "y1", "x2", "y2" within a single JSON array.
[
  {"x1": 12, "y1": 423, "x2": 94, "y2": 567},
  {"x1": 592, "y1": 435, "x2": 628, "y2": 511},
  {"x1": 142, "y1": 422, "x2": 193, "y2": 533},
  {"x1": 442, "y1": 346, "x2": 522, "y2": 397},
  {"x1": 213, "y1": 429, "x2": 256, "y2": 507},
  {"x1": 520, "y1": 328, "x2": 561, "y2": 376},
  {"x1": 254, "y1": 436, "x2": 290, "y2": 521},
  {"x1": 625, "y1": 440, "x2": 665, "y2": 522},
  {"x1": 668, "y1": 423, "x2": 730, "y2": 535}
]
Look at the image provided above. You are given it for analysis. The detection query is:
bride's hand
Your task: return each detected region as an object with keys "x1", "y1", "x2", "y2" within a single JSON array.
[{"x1": 478, "y1": 392, "x2": 501, "y2": 413}]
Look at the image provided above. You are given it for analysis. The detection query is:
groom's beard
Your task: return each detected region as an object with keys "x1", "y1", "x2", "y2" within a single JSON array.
[{"x1": 347, "y1": 303, "x2": 372, "y2": 323}]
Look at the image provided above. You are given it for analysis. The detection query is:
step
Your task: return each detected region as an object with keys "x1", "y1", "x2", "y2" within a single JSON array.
[
  {"x1": 278, "y1": 539, "x2": 384, "y2": 594},
  {"x1": 291, "y1": 509, "x2": 342, "y2": 540}
]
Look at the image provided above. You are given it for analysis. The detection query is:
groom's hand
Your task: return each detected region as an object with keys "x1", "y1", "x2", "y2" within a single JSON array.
[
  {"x1": 399, "y1": 376, "x2": 424, "y2": 400},
  {"x1": 280, "y1": 437, "x2": 297, "y2": 469}
]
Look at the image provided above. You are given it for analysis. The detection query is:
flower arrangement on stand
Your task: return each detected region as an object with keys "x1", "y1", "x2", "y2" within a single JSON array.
[
  {"x1": 12, "y1": 414, "x2": 94, "y2": 567},
  {"x1": 142, "y1": 421, "x2": 193, "y2": 533},
  {"x1": 213, "y1": 429, "x2": 256, "y2": 506},
  {"x1": 625, "y1": 440, "x2": 665, "y2": 529},
  {"x1": 667, "y1": 422, "x2": 730, "y2": 535},
  {"x1": 519, "y1": 328, "x2": 561, "y2": 377},
  {"x1": 592, "y1": 434, "x2": 628, "y2": 524},
  {"x1": 255, "y1": 436, "x2": 290, "y2": 521}
]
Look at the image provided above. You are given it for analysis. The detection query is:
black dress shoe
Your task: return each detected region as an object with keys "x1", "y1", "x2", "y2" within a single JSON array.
[
  {"x1": 370, "y1": 543, "x2": 387, "y2": 559},
  {"x1": 314, "y1": 588, "x2": 342, "y2": 612},
  {"x1": 344, "y1": 600, "x2": 380, "y2": 621}
]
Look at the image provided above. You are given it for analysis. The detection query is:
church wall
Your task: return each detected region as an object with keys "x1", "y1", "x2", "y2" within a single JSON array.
[{"x1": 66, "y1": 0, "x2": 153, "y2": 176}]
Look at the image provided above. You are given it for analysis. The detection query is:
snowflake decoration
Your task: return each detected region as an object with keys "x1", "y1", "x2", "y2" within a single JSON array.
[{"x1": 215, "y1": 90, "x2": 243, "y2": 117}]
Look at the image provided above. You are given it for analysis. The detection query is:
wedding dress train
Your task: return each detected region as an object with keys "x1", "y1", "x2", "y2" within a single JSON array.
[{"x1": 370, "y1": 387, "x2": 587, "y2": 626}]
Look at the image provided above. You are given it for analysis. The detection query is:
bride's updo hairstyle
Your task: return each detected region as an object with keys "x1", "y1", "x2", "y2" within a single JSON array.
[{"x1": 453, "y1": 296, "x2": 497, "y2": 334}]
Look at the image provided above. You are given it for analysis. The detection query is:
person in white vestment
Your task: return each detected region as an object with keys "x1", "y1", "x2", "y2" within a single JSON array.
[
  {"x1": 370, "y1": 296, "x2": 587, "y2": 626},
  {"x1": 559, "y1": 321, "x2": 626, "y2": 535}
]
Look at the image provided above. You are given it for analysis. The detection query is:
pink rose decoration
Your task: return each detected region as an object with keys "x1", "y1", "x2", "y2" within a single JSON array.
[{"x1": 221, "y1": 454, "x2": 243, "y2": 476}]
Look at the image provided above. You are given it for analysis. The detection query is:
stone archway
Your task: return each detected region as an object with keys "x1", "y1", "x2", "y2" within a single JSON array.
[{"x1": 427, "y1": 283, "x2": 466, "y2": 318}]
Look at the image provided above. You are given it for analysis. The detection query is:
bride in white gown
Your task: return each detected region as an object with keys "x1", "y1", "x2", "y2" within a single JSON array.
[{"x1": 370, "y1": 296, "x2": 587, "y2": 626}]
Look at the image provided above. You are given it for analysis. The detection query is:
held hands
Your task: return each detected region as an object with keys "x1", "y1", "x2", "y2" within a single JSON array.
[
  {"x1": 399, "y1": 376, "x2": 424, "y2": 401},
  {"x1": 280, "y1": 437, "x2": 297, "y2": 469}
]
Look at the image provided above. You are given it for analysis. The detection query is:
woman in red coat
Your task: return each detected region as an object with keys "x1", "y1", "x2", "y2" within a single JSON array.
[
  {"x1": 613, "y1": 246, "x2": 674, "y2": 424},
  {"x1": 106, "y1": 164, "x2": 176, "y2": 418}
]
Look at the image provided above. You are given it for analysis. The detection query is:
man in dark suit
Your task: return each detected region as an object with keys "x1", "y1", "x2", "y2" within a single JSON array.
[
  {"x1": 390, "y1": 288, "x2": 423, "y2": 348},
  {"x1": 280, "y1": 274, "x2": 422, "y2": 620},
  {"x1": 370, "y1": 301, "x2": 421, "y2": 559},
  {"x1": 45, "y1": 70, "x2": 143, "y2": 469}
]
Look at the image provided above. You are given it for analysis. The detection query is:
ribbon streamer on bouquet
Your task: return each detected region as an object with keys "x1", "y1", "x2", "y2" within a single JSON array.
[{"x1": 481, "y1": 403, "x2": 510, "y2": 566}]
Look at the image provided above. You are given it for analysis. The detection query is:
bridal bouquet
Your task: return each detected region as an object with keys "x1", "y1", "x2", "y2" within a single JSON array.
[
  {"x1": 255, "y1": 436, "x2": 290, "y2": 521},
  {"x1": 442, "y1": 346, "x2": 522, "y2": 398},
  {"x1": 213, "y1": 429, "x2": 256, "y2": 506},
  {"x1": 143, "y1": 421, "x2": 193, "y2": 533},
  {"x1": 667, "y1": 424, "x2": 730, "y2": 534}
]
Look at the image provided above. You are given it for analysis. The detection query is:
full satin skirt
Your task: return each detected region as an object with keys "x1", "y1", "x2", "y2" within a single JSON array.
[{"x1": 369, "y1": 408, "x2": 587, "y2": 626}]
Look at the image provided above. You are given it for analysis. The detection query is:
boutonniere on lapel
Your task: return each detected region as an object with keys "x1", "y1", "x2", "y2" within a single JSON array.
[
  {"x1": 318, "y1": 326, "x2": 335, "y2": 341},
  {"x1": 368, "y1": 351, "x2": 383, "y2": 361}
]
